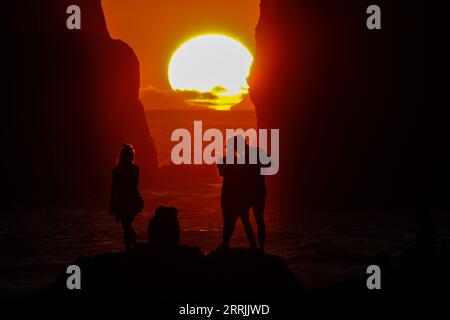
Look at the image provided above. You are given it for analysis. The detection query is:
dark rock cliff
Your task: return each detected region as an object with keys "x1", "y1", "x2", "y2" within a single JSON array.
[
  {"x1": 50, "y1": 246, "x2": 303, "y2": 300},
  {"x1": 250, "y1": 0, "x2": 422, "y2": 210},
  {"x1": 5, "y1": 1, "x2": 158, "y2": 206}
]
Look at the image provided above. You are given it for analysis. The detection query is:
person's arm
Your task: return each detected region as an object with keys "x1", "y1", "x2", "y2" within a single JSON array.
[
  {"x1": 258, "y1": 148, "x2": 271, "y2": 168},
  {"x1": 217, "y1": 157, "x2": 226, "y2": 177},
  {"x1": 134, "y1": 165, "x2": 140, "y2": 188},
  {"x1": 109, "y1": 170, "x2": 117, "y2": 215},
  {"x1": 217, "y1": 163, "x2": 225, "y2": 177}
]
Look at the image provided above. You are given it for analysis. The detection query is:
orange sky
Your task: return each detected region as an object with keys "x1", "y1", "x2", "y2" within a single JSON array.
[{"x1": 102, "y1": 0, "x2": 260, "y2": 109}]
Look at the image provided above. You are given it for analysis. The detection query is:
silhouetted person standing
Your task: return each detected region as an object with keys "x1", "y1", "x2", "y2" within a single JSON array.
[
  {"x1": 217, "y1": 136, "x2": 257, "y2": 249},
  {"x1": 109, "y1": 144, "x2": 144, "y2": 251},
  {"x1": 246, "y1": 145, "x2": 270, "y2": 252}
]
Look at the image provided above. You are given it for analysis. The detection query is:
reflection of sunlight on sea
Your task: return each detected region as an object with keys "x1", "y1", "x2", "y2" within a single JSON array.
[{"x1": 146, "y1": 109, "x2": 257, "y2": 166}]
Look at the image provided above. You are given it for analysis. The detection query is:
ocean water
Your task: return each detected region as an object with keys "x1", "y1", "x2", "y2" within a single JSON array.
[
  {"x1": 146, "y1": 109, "x2": 257, "y2": 166},
  {"x1": 1, "y1": 109, "x2": 449, "y2": 296}
]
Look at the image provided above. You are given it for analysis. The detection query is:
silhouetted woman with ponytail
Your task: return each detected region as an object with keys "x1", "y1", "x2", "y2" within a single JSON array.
[{"x1": 109, "y1": 144, "x2": 144, "y2": 250}]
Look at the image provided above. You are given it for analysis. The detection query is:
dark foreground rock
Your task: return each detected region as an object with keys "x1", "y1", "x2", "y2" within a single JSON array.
[
  {"x1": 50, "y1": 246, "x2": 303, "y2": 300},
  {"x1": 48, "y1": 245, "x2": 450, "y2": 304}
]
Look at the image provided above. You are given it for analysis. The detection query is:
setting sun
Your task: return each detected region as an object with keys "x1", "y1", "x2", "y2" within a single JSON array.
[{"x1": 168, "y1": 35, "x2": 253, "y2": 110}]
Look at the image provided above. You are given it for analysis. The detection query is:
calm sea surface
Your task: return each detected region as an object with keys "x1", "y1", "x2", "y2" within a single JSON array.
[{"x1": 1, "y1": 109, "x2": 449, "y2": 296}]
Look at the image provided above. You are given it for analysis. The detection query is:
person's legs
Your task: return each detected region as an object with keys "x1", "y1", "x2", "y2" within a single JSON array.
[
  {"x1": 253, "y1": 201, "x2": 266, "y2": 251},
  {"x1": 121, "y1": 214, "x2": 136, "y2": 251},
  {"x1": 240, "y1": 208, "x2": 257, "y2": 249},
  {"x1": 221, "y1": 207, "x2": 238, "y2": 248},
  {"x1": 121, "y1": 221, "x2": 132, "y2": 251},
  {"x1": 130, "y1": 223, "x2": 136, "y2": 248}
]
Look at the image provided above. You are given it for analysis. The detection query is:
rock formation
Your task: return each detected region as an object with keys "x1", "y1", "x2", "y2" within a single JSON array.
[
  {"x1": 50, "y1": 246, "x2": 303, "y2": 300},
  {"x1": 250, "y1": 0, "x2": 422, "y2": 210},
  {"x1": 5, "y1": 1, "x2": 158, "y2": 206}
]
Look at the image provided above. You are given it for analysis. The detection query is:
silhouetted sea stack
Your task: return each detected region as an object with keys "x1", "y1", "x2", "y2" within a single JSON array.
[
  {"x1": 50, "y1": 246, "x2": 303, "y2": 300},
  {"x1": 250, "y1": 0, "x2": 421, "y2": 210},
  {"x1": 5, "y1": 0, "x2": 158, "y2": 207}
]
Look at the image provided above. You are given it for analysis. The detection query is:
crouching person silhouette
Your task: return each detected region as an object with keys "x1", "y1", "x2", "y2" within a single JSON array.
[
  {"x1": 147, "y1": 206, "x2": 180, "y2": 252},
  {"x1": 109, "y1": 144, "x2": 144, "y2": 251}
]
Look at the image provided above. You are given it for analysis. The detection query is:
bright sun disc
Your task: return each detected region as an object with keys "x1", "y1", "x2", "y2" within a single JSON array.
[{"x1": 168, "y1": 35, "x2": 253, "y2": 110}]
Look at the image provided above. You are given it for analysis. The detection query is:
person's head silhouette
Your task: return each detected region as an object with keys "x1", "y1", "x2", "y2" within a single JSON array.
[
  {"x1": 118, "y1": 144, "x2": 135, "y2": 167},
  {"x1": 225, "y1": 135, "x2": 248, "y2": 158}
]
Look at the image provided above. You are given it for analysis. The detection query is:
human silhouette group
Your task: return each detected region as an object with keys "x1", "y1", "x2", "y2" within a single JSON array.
[
  {"x1": 217, "y1": 135, "x2": 269, "y2": 251},
  {"x1": 108, "y1": 137, "x2": 268, "y2": 252}
]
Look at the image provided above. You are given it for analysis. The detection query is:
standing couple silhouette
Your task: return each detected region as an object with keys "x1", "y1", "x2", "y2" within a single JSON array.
[{"x1": 217, "y1": 135, "x2": 269, "y2": 251}]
